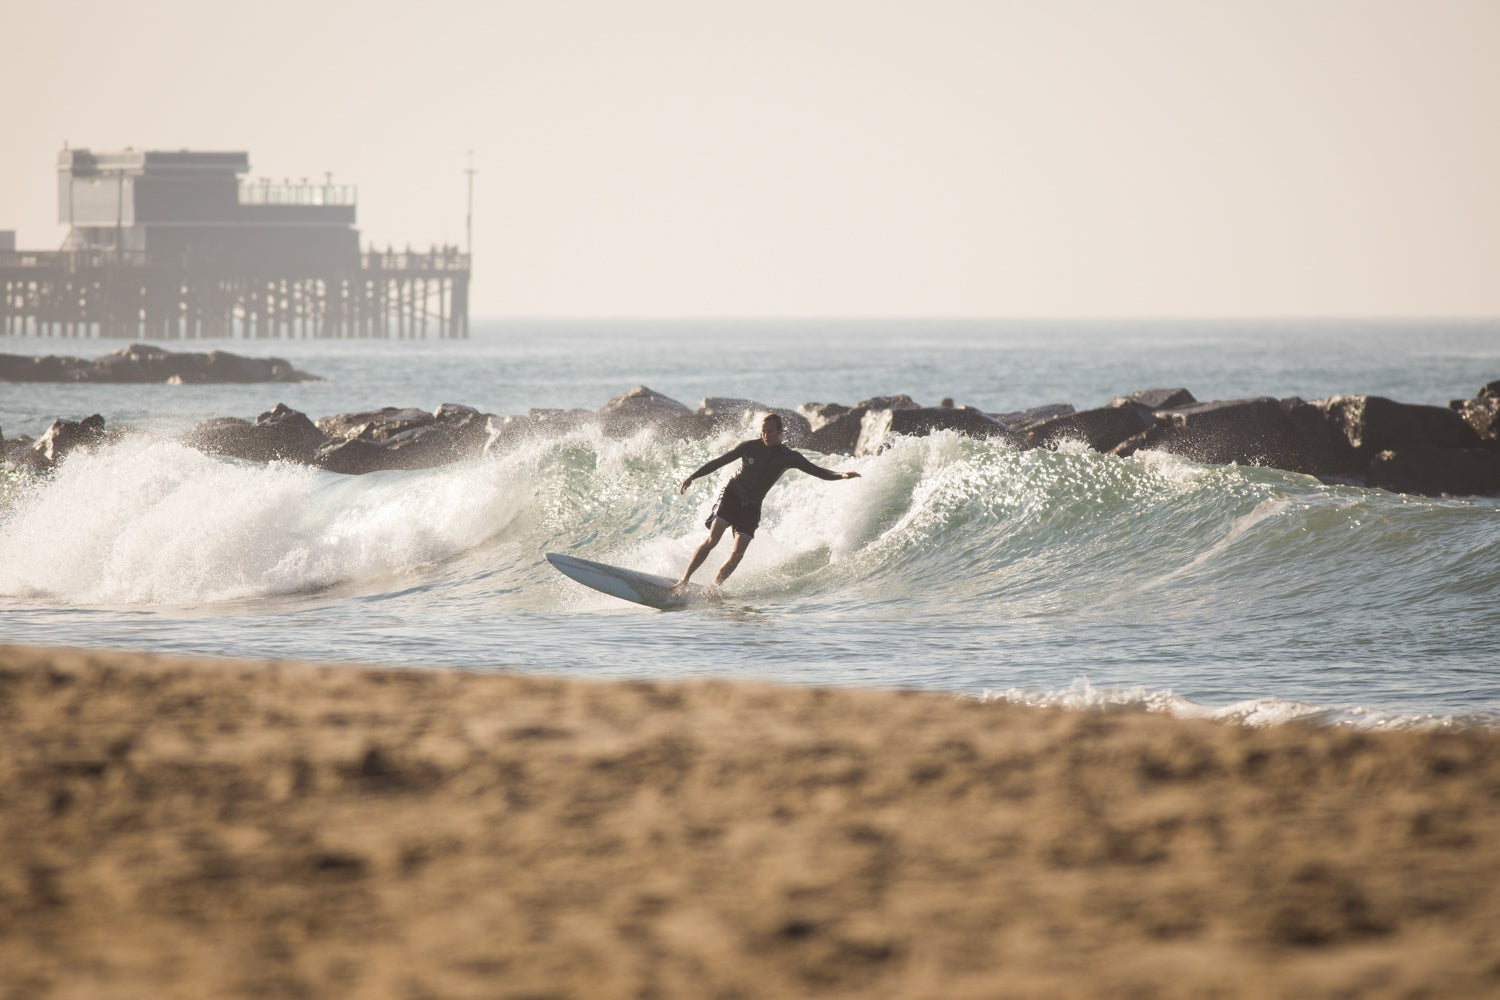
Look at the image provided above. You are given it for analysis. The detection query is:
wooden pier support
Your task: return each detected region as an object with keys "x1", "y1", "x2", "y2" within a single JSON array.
[{"x1": 0, "y1": 248, "x2": 469, "y2": 340}]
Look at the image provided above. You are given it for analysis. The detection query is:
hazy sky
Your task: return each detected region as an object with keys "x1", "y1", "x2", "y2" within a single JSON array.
[{"x1": 4, "y1": 0, "x2": 1497, "y2": 318}]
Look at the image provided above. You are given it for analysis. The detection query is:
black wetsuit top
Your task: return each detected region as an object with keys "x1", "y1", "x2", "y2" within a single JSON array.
[{"x1": 686, "y1": 439, "x2": 841, "y2": 505}]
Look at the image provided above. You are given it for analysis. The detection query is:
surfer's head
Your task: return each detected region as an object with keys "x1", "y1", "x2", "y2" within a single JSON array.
[{"x1": 760, "y1": 413, "x2": 784, "y2": 446}]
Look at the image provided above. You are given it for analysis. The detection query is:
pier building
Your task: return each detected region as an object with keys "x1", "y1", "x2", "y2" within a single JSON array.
[{"x1": 1, "y1": 148, "x2": 469, "y2": 339}]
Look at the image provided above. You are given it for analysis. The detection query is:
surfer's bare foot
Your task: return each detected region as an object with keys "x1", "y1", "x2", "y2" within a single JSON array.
[{"x1": 669, "y1": 580, "x2": 690, "y2": 595}]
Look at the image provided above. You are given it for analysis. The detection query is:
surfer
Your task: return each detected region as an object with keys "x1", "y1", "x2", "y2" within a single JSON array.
[{"x1": 673, "y1": 412, "x2": 860, "y2": 592}]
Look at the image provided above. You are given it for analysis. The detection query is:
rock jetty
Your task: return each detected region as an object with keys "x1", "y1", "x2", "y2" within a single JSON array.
[
  {"x1": 0, "y1": 343, "x2": 321, "y2": 384},
  {"x1": 4, "y1": 381, "x2": 1500, "y2": 498}
]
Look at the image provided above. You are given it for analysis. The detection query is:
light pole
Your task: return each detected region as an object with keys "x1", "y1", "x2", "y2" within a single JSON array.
[{"x1": 465, "y1": 150, "x2": 476, "y2": 260}]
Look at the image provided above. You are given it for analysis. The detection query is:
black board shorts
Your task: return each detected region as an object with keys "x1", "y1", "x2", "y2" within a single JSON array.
[{"x1": 707, "y1": 487, "x2": 762, "y2": 539}]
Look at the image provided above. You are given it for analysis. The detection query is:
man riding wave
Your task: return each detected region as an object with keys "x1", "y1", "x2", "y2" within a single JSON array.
[{"x1": 673, "y1": 412, "x2": 861, "y2": 592}]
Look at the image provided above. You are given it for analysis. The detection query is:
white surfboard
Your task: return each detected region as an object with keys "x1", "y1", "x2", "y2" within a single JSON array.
[{"x1": 545, "y1": 552, "x2": 715, "y2": 610}]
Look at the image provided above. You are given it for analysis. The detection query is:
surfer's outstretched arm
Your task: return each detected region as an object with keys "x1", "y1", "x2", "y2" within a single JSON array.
[
  {"x1": 679, "y1": 442, "x2": 750, "y2": 495},
  {"x1": 789, "y1": 450, "x2": 861, "y2": 482}
]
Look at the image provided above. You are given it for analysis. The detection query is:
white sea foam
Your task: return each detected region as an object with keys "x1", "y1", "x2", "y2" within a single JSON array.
[
  {"x1": 0, "y1": 437, "x2": 525, "y2": 605},
  {"x1": 975, "y1": 680, "x2": 1498, "y2": 732}
]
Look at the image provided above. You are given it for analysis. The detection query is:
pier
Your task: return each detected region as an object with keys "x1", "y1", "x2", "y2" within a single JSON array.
[
  {"x1": 0, "y1": 148, "x2": 469, "y2": 340},
  {"x1": 1, "y1": 247, "x2": 470, "y2": 340}
]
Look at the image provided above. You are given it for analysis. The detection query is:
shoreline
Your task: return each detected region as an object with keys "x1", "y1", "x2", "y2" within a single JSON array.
[{"x1": 4, "y1": 642, "x2": 1499, "y2": 998}]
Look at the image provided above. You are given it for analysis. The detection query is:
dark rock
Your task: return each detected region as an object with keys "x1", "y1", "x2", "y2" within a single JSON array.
[
  {"x1": 696, "y1": 396, "x2": 765, "y2": 426},
  {"x1": 696, "y1": 398, "x2": 811, "y2": 444},
  {"x1": 89, "y1": 344, "x2": 172, "y2": 382},
  {"x1": 240, "y1": 352, "x2": 307, "y2": 383},
  {"x1": 1368, "y1": 447, "x2": 1500, "y2": 497},
  {"x1": 529, "y1": 408, "x2": 593, "y2": 429},
  {"x1": 317, "y1": 407, "x2": 435, "y2": 443},
  {"x1": 482, "y1": 414, "x2": 537, "y2": 454},
  {"x1": 315, "y1": 436, "x2": 395, "y2": 475},
  {"x1": 990, "y1": 403, "x2": 1075, "y2": 430},
  {"x1": 801, "y1": 396, "x2": 921, "y2": 455},
  {"x1": 187, "y1": 401, "x2": 502, "y2": 472},
  {"x1": 1451, "y1": 394, "x2": 1500, "y2": 444},
  {"x1": 256, "y1": 404, "x2": 330, "y2": 462},
  {"x1": 364, "y1": 424, "x2": 473, "y2": 469},
  {"x1": 182, "y1": 417, "x2": 261, "y2": 460},
  {"x1": 596, "y1": 386, "x2": 709, "y2": 440},
  {"x1": 184, "y1": 404, "x2": 329, "y2": 464},
  {"x1": 312, "y1": 403, "x2": 499, "y2": 473},
  {"x1": 1, "y1": 354, "x2": 52, "y2": 381},
  {"x1": 2, "y1": 434, "x2": 44, "y2": 473},
  {"x1": 1, "y1": 344, "x2": 321, "y2": 383},
  {"x1": 798, "y1": 402, "x2": 852, "y2": 430},
  {"x1": 1279, "y1": 398, "x2": 1362, "y2": 478},
  {"x1": 1320, "y1": 395, "x2": 1480, "y2": 457},
  {"x1": 432, "y1": 403, "x2": 497, "y2": 455},
  {"x1": 205, "y1": 350, "x2": 312, "y2": 384},
  {"x1": 27, "y1": 355, "x2": 77, "y2": 381},
  {"x1": 800, "y1": 410, "x2": 865, "y2": 455},
  {"x1": 31, "y1": 414, "x2": 108, "y2": 467},
  {"x1": 160, "y1": 344, "x2": 323, "y2": 383},
  {"x1": 856, "y1": 406, "x2": 1026, "y2": 456},
  {"x1": 1111, "y1": 397, "x2": 1313, "y2": 472},
  {"x1": 855, "y1": 394, "x2": 920, "y2": 412},
  {"x1": 434, "y1": 402, "x2": 481, "y2": 423},
  {"x1": 599, "y1": 386, "x2": 692, "y2": 422},
  {"x1": 1111, "y1": 388, "x2": 1196, "y2": 410},
  {"x1": 1028, "y1": 401, "x2": 1156, "y2": 453}
]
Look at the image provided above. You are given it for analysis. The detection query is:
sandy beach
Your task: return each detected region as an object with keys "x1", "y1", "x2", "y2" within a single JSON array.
[{"x1": 2, "y1": 643, "x2": 1498, "y2": 999}]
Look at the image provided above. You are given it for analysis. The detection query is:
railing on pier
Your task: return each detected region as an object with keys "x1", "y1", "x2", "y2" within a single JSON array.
[
  {"x1": 238, "y1": 181, "x2": 357, "y2": 207},
  {"x1": 362, "y1": 248, "x2": 471, "y2": 272},
  {"x1": 2, "y1": 250, "x2": 153, "y2": 269}
]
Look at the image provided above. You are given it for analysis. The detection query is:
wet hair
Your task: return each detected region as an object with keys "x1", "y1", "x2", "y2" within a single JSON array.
[{"x1": 761, "y1": 412, "x2": 784, "y2": 431}]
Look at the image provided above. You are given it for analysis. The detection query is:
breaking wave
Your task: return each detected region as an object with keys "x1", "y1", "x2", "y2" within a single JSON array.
[{"x1": 3, "y1": 423, "x2": 1497, "y2": 727}]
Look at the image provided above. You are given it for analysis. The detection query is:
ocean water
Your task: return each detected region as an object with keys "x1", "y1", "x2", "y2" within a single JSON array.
[{"x1": 2, "y1": 318, "x2": 1498, "y2": 729}]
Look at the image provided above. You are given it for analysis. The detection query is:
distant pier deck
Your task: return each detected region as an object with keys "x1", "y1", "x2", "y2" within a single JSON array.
[{"x1": 0, "y1": 248, "x2": 469, "y2": 340}]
